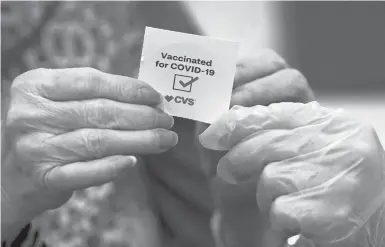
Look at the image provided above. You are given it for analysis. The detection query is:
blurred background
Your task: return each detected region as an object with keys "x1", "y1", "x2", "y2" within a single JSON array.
[
  {"x1": 185, "y1": 1, "x2": 385, "y2": 145},
  {"x1": 2, "y1": 1, "x2": 385, "y2": 247},
  {"x1": 2, "y1": 1, "x2": 384, "y2": 144}
]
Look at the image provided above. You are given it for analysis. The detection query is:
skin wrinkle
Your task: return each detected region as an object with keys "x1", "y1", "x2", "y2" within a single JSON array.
[
  {"x1": 3, "y1": 34, "x2": 384, "y2": 244},
  {"x1": 112, "y1": 105, "x2": 122, "y2": 130},
  {"x1": 46, "y1": 137, "x2": 85, "y2": 163}
]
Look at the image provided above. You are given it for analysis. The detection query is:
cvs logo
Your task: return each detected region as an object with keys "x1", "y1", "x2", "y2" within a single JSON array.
[{"x1": 164, "y1": 95, "x2": 195, "y2": 106}]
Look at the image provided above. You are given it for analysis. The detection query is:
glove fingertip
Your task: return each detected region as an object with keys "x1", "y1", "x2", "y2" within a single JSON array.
[
  {"x1": 217, "y1": 163, "x2": 238, "y2": 185},
  {"x1": 198, "y1": 132, "x2": 228, "y2": 151}
]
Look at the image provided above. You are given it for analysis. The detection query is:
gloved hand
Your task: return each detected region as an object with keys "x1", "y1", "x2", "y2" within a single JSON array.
[
  {"x1": 1, "y1": 68, "x2": 177, "y2": 241},
  {"x1": 194, "y1": 49, "x2": 315, "y2": 247},
  {"x1": 200, "y1": 102, "x2": 385, "y2": 247},
  {"x1": 145, "y1": 49, "x2": 315, "y2": 247}
]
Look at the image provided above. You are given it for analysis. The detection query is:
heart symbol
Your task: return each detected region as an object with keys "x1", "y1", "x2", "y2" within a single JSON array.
[{"x1": 165, "y1": 95, "x2": 174, "y2": 102}]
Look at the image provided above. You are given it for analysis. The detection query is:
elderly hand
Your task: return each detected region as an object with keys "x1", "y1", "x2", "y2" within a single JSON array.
[
  {"x1": 200, "y1": 102, "x2": 385, "y2": 247},
  {"x1": 1, "y1": 68, "x2": 177, "y2": 240}
]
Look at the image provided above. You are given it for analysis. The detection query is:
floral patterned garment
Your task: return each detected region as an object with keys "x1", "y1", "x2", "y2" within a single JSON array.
[{"x1": 1, "y1": 2, "x2": 178, "y2": 247}]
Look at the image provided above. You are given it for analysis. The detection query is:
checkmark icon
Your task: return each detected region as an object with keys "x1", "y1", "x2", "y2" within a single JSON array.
[
  {"x1": 173, "y1": 74, "x2": 199, "y2": 92},
  {"x1": 179, "y1": 77, "x2": 199, "y2": 87}
]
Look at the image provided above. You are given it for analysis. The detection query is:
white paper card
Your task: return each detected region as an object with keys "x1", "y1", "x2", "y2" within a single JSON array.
[{"x1": 138, "y1": 27, "x2": 239, "y2": 124}]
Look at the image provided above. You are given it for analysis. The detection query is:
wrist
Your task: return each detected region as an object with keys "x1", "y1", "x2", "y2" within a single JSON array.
[
  {"x1": 1, "y1": 155, "x2": 42, "y2": 242},
  {"x1": 1, "y1": 186, "x2": 35, "y2": 242}
]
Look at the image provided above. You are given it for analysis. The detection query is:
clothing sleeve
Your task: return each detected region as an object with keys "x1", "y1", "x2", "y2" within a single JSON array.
[{"x1": 2, "y1": 224, "x2": 47, "y2": 247}]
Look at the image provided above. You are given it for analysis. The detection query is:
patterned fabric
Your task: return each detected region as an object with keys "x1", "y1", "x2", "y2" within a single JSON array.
[{"x1": 1, "y1": 2, "x2": 169, "y2": 247}]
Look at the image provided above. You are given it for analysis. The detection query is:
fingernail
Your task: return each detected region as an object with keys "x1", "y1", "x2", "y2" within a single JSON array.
[
  {"x1": 157, "y1": 130, "x2": 178, "y2": 149},
  {"x1": 127, "y1": 156, "x2": 137, "y2": 166},
  {"x1": 115, "y1": 156, "x2": 137, "y2": 170},
  {"x1": 159, "y1": 115, "x2": 174, "y2": 129},
  {"x1": 199, "y1": 132, "x2": 226, "y2": 151},
  {"x1": 217, "y1": 162, "x2": 237, "y2": 184}
]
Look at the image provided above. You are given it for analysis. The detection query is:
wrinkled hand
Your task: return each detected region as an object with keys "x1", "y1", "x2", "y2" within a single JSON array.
[
  {"x1": 1, "y1": 68, "x2": 177, "y2": 238},
  {"x1": 200, "y1": 102, "x2": 385, "y2": 247}
]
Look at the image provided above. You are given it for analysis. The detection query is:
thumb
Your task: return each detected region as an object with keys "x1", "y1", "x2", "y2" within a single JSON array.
[
  {"x1": 44, "y1": 155, "x2": 137, "y2": 191},
  {"x1": 195, "y1": 122, "x2": 226, "y2": 177}
]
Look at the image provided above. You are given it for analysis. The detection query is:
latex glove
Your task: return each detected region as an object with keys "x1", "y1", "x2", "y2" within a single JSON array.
[
  {"x1": 1, "y1": 68, "x2": 177, "y2": 241},
  {"x1": 200, "y1": 102, "x2": 385, "y2": 247},
  {"x1": 196, "y1": 49, "x2": 315, "y2": 177},
  {"x1": 194, "y1": 49, "x2": 315, "y2": 247},
  {"x1": 145, "y1": 49, "x2": 315, "y2": 247}
]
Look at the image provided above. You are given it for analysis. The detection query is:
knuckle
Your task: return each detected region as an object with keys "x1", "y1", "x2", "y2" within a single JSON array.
[
  {"x1": 361, "y1": 124, "x2": 377, "y2": 139},
  {"x1": 14, "y1": 137, "x2": 29, "y2": 159},
  {"x1": 5, "y1": 105, "x2": 35, "y2": 131},
  {"x1": 95, "y1": 98, "x2": 110, "y2": 109},
  {"x1": 14, "y1": 68, "x2": 47, "y2": 82},
  {"x1": 6, "y1": 102, "x2": 48, "y2": 131},
  {"x1": 286, "y1": 68, "x2": 307, "y2": 86},
  {"x1": 148, "y1": 109, "x2": 160, "y2": 129},
  {"x1": 353, "y1": 124, "x2": 377, "y2": 158},
  {"x1": 84, "y1": 67, "x2": 98, "y2": 73},
  {"x1": 14, "y1": 134, "x2": 46, "y2": 163},
  {"x1": 83, "y1": 67, "x2": 102, "y2": 93},
  {"x1": 11, "y1": 68, "x2": 46, "y2": 90},
  {"x1": 7, "y1": 70, "x2": 51, "y2": 129},
  {"x1": 260, "y1": 164, "x2": 277, "y2": 186},
  {"x1": 269, "y1": 196, "x2": 286, "y2": 217},
  {"x1": 131, "y1": 82, "x2": 146, "y2": 100},
  {"x1": 284, "y1": 69, "x2": 313, "y2": 102},
  {"x1": 96, "y1": 99, "x2": 116, "y2": 128},
  {"x1": 84, "y1": 130, "x2": 105, "y2": 158},
  {"x1": 152, "y1": 130, "x2": 162, "y2": 148},
  {"x1": 116, "y1": 78, "x2": 134, "y2": 98},
  {"x1": 84, "y1": 99, "x2": 121, "y2": 129},
  {"x1": 136, "y1": 110, "x2": 156, "y2": 130},
  {"x1": 261, "y1": 48, "x2": 287, "y2": 67},
  {"x1": 332, "y1": 205, "x2": 352, "y2": 221},
  {"x1": 5, "y1": 106, "x2": 22, "y2": 129}
]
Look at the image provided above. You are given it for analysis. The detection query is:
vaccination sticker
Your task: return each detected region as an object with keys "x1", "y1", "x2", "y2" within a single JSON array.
[{"x1": 138, "y1": 27, "x2": 239, "y2": 124}]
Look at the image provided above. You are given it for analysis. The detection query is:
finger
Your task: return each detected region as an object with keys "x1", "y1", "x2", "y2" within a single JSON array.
[
  {"x1": 45, "y1": 128, "x2": 178, "y2": 162},
  {"x1": 216, "y1": 130, "x2": 297, "y2": 184},
  {"x1": 199, "y1": 101, "x2": 332, "y2": 151},
  {"x1": 233, "y1": 49, "x2": 288, "y2": 89},
  {"x1": 269, "y1": 183, "x2": 381, "y2": 246},
  {"x1": 259, "y1": 153, "x2": 372, "y2": 244},
  {"x1": 231, "y1": 68, "x2": 315, "y2": 107},
  {"x1": 51, "y1": 99, "x2": 174, "y2": 131},
  {"x1": 256, "y1": 160, "x2": 325, "y2": 214},
  {"x1": 215, "y1": 123, "x2": 336, "y2": 184},
  {"x1": 269, "y1": 194, "x2": 334, "y2": 244},
  {"x1": 255, "y1": 128, "x2": 369, "y2": 214},
  {"x1": 37, "y1": 68, "x2": 162, "y2": 105},
  {"x1": 151, "y1": 180, "x2": 214, "y2": 247},
  {"x1": 195, "y1": 122, "x2": 226, "y2": 177},
  {"x1": 44, "y1": 155, "x2": 137, "y2": 191}
]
